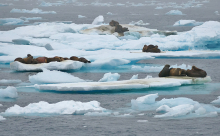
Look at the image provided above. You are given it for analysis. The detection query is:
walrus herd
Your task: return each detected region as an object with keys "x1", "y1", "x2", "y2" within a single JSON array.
[
  {"x1": 109, "y1": 20, "x2": 129, "y2": 34},
  {"x1": 14, "y1": 54, "x2": 91, "y2": 64},
  {"x1": 159, "y1": 64, "x2": 207, "y2": 78},
  {"x1": 142, "y1": 45, "x2": 161, "y2": 53}
]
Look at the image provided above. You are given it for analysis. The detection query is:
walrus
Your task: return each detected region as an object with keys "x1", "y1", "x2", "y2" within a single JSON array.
[
  {"x1": 14, "y1": 57, "x2": 25, "y2": 63},
  {"x1": 36, "y1": 57, "x2": 47, "y2": 63},
  {"x1": 186, "y1": 66, "x2": 207, "y2": 77},
  {"x1": 115, "y1": 25, "x2": 129, "y2": 33},
  {"x1": 169, "y1": 68, "x2": 186, "y2": 76},
  {"x1": 109, "y1": 20, "x2": 119, "y2": 27},
  {"x1": 23, "y1": 54, "x2": 33, "y2": 64},
  {"x1": 159, "y1": 64, "x2": 170, "y2": 77},
  {"x1": 142, "y1": 45, "x2": 161, "y2": 53},
  {"x1": 63, "y1": 57, "x2": 69, "y2": 60},
  {"x1": 78, "y1": 57, "x2": 91, "y2": 63},
  {"x1": 70, "y1": 56, "x2": 79, "y2": 61}
]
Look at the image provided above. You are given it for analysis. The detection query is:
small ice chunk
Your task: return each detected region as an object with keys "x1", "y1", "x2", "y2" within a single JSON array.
[
  {"x1": 173, "y1": 20, "x2": 203, "y2": 26},
  {"x1": 129, "y1": 20, "x2": 149, "y2": 26},
  {"x1": 10, "y1": 8, "x2": 56, "y2": 14},
  {"x1": 211, "y1": 96, "x2": 220, "y2": 104},
  {"x1": 166, "y1": 10, "x2": 184, "y2": 15},
  {"x1": 0, "y1": 86, "x2": 18, "y2": 98},
  {"x1": 98, "y1": 72, "x2": 120, "y2": 82},
  {"x1": 78, "y1": 15, "x2": 86, "y2": 18},
  {"x1": 130, "y1": 74, "x2": 138, "y2": 80},
  {"x1": 84, "y1": 112, "x2": 111, "y2": 116},
  {"x1": 0, "y1": 18, "x2": 24, "y2": 25},
  {"x1": 4, "y1": 100, "x2": 106, "y2": 115},
  {"x1": 107, "y1": 12, "x2": 113, "y2": 15},
  {"x1": 0, "y1": 79, "x2": 22, "y2": 84},
  {"x1": 29, "y1": 68, "x2": 85, "y2": 84},
  {"x1": 133, "y1": 93, "x2": 158, "y2": 104},
  {"x1": 215, "y1": 11, "x2": 219, "y2": 15},
  {"x1": 44, "y1": 44, "x2": 54, "y2": 50},
  {"x1": 12, "y1": 39, "x2": 30, "y2": 45},
  {"x1": 137, "y1": 120, "x2": 148, "y2": 123},
  {"x1": 92, "y1": 15, "x2": 104, "y2": 25},
  {"x1": 0, "y1": 115, "x2": 6, "y2": 121}
]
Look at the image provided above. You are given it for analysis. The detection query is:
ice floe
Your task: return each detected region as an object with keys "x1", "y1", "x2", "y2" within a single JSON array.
[
  {"x1": 173, "y1": 20, "x2": 203, "y2": 26},
  {"x1": 0, "y1": 17, "x2": 42, "y2": 26},
  {"x1": 29, "y1": 68, "x2": 85, "y2": 84},
  {"x1": 0, "y1": 79, "x2": 22, "y2": 84},
  {"x1": 98, "y1": 73, "x2": 120, "y2": 82},
  {"x1": 3, "y1": 100, "x2": 106, "y2": 115},
  {"x1": 92, "y1": 15, "x2": 104, "y2": 25},
  {"x1": 78, "y1": 15, "x2": 86, "y2": 18},
  {"x1": 35, "y1": 76, "x2": 212, "y2": 92},
  {"x1": 166, "y1": 10, "x2": 184, "y2": 15},
  {"x1": 10, "y1": 8, "x2": 56, "y2": 14},
  {"x1": 0, "y1": 115, "x2": 6, "y2": 121},
  {"x1": 129, "y1": 20, "x2": 149, "y2": 26},
  {"x1": 131, "y1": 93, "x2": 220, "y2": 119},
  {"x1": 10, "y1": 60, "x2": 83, "y2": 71},
  {"x1": 215, "y1": 11, "x2": 219, "y2": 15},
  {"x1": 130, "y1": 74, "x2": 138, "y2": 80},
  {"x1": 0, "y1": 86, "x2": 18, "y2": 98},
  {"x1": 211, "y1": 96, "x2": 220, "y2": 104}
]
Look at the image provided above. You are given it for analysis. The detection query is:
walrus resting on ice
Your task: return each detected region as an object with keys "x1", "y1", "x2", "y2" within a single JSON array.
[
  {"x1": 186, "y1": 66, "x2": 207, "y2": 77},
  {"x1": 158, "y1": 64, "x2": 170, "y2": 77},
  {"x1": 169, "y1": 68, "x2": 186, "y2": 76}
]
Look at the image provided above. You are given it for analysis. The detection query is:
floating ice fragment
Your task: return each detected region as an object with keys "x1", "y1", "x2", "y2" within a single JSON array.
[
  {"x1": 211, "y1": 96, "x2": 220, "y2": 104},
  {"x1": 92, "y1": 15, "x2": 104, "y2": 25},
  {"x1": 0, "y1": 86, "x2": 18, "y2": 98},
  {"x1": 215, "y1": 11, "x2": 220, "y2": 15},
  {"x1": 173, "y1": 20, "x2": 203, "y2": 26},
  {"x1": 0, "y1": 115, "x2": 6, "y2": 121},
  {"x1": 3, "y1": 100, "x2": 106, "y2": 115},
  {"x1": 0, "y1": 18, "x2": 24, "y2": 25},
  {"x1": 129, "y1": 20, "x2": 149, "y2": 26},
  {"x1": 78, "y1": 15, "x2": 86, "y2": 18},
  {"x1": 29, "y1": 68, "x2": 85, "y2": 84},
  {"x1": 0, "y1": 79, "x2": 22, "y2": 84},
  {"x1": 166, "y1": 10, "x2": 184, "y2": 15},
  {"x1": 44, "y1": 44, "x2": 53, "y2": 50},
  {"x1": 12, "y1": 39, "x2": 30, "y2": 45},
  {"x1": 98, "y1": 72, "x2": 120, "y2": 82},
  {"x1": 130, "y1": 74, "x2": 138, "y2": 80},
  {"x1": 10, "y1": 8, "x2": 56, "y2": 14}
]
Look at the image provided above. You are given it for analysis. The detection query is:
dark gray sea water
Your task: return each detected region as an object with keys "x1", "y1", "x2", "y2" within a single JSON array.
[{"x1": 1, "y1": 0, "x2": 220, "y2": 136}]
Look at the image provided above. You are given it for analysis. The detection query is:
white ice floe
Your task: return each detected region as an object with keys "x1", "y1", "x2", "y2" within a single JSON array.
[
  {"x1": 0, "y1": 18, "x2": 24, "y2": 25},
  {"x1": 29, "y1": 68, "x2": 85, "y2": 84},
  {"x1": 0, "y1": 86, "x2": 18, "y2": 98},
  {"x1": 10, "y1": 8, "x2": 56, "y2": 14},
  {"x1": 166, "y1": 10, "x2": 184, "y2": 15},
  {"x1": 131, "y1": 93, "x2": 220, "y2": 119},
  {"x1": 0, "y1": 79, "x2": 22, "y2": 84},
  {"x1": 211, "y1": 96, "x2": 220, "y2": 104},
  {"x1": 10, "y1": 60, "x2": 83, "y2": 71},
  {"x1": 35, "y1": 76, "x2": 212, "y2": 92},
  {"x1": 215, "y1": 11, "x2": 220, "y2": 15},
  {"x1": 129, "y1": 20, "x2": 149, "y2": 26},
  {"x1": 131, "y1": 64, "x2": 192, "y2": 73},
  {"x1": 98, "y1": 72, "x2": 120, "y2": 82},
  {"x1": 0, "y1": 115, "x2": 6, "y2": 121},
  {"x1": 130, "y1": 74, "x2": 138, "y2": 80},
  {"x1": 107, "y1": 12, "x2": 113, "y2": 15},
  {"x1": 173, "y1": 20, "x2": 203, "y2": 26},
  {"x1": 3, "y1": 100, "x2": 107, "y2": 115},
  {"x1": 78, "y1": 15, "x2": 86, "y2": 18},
  {"x1": 92, "y1": 15, "x2": 104, "y2": 25},
  {"x1": 39, "y1": 1, "x2": 63, "y2": 7}
]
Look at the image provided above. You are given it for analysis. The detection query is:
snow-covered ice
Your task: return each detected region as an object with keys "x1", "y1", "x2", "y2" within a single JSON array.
[
  {"x1": 98, "y1": 72, "x2": 120, "y2": 82},
  {"x1": 10, "y1": 8, "x2": 56, "y2": 14},
  {"x1": 92, "y1": 15, "x2": 104, "y2": 25},
  {"x1": 35, "y1": 76, "x2": 212, "y2": 92},
  {"x1": 29, "y1": 68, "x2": 85, "y2": 84},
  {"x1": 0, "y1": 115, "x2": 6, "y2": 121},
  {"x1": 3, "y1": 100, "x2": 107, "y2": 115},
  {"x1": 10, "y1": 60, "x2": 83, "y2": 71},
  {"x1": 0, "y1": 86, "x2": 18, "y2": 98},
  {"x1": 166, "y1": 10, "x2": 184, "y2": 15},
  {"x1": 173, "y1": 20, "x2": 203, "y2": 26},
  {"x1": 131, "y1": 93, "x2": 220, "y2": 119}
]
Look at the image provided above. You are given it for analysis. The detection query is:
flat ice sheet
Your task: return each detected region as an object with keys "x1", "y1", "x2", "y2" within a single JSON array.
[{"x1": 35, "y1": 76, "x2": 212, "y2": 92}]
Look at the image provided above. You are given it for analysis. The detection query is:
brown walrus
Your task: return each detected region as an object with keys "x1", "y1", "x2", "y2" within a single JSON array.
[
  {"x1": 23, "y1": 54, "x2": 33, "y2": 64},
  {"x1": 36, "y1": 57, "x2": 47, "y2": 63},
  {"x1": 14, "y1": 57, "x2": 25, "y2": 63},
  {"x1": 109, "y1": 20, "x2": 119, "y2": 27},
  {"x1": 169, "y1": 68, "x2": 186, "y2": 76},
  {"x1": 142, "y1": 45, "x2": 161, "y2": 53},
  {"x1": 70, "y1": 56, "x2": 79, "y2": 61},
  {"x1": 159, "y1": 64, "x2": 170, "y2": 77},
  {"x1": 115, "y1": 25, "x2": 129, "y2": 33},
  {"x1": 78, "y1": 57, "x2": 91, "y2": 63},
  {"x1": 186, "y1": 66, "x2": 207, "y2": 77}
]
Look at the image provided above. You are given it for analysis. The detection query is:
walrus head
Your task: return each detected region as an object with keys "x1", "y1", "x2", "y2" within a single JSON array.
[{"x1": 165, "y1": 64, "x2": 170, "y2": 68}]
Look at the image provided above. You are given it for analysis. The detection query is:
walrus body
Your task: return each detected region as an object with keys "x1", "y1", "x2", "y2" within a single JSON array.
[
  {"x1": 169, "y1": 68, "x2": 186, "y2": 76},
  {"x1": 78, "y1": 57, "x2": 91, "y2": 63},
  {"x1": 109, "y1": 20, "x2": 119, "y2": 27},
  {"x1": 186, "y1": 66, "x2": 207, "y2": 77},
  {"x1": 142, "y1": 45, "x2": 161, "y2": 53},
  {"x1": 158, "y1": 64, "x2": 170, "y2": 77},
  {"x1": 36, "y1": 57, "x2": 47, "y2": 63},
  {"x1": 70, "y1": 56, "x2": 79, "y2": 61}
]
